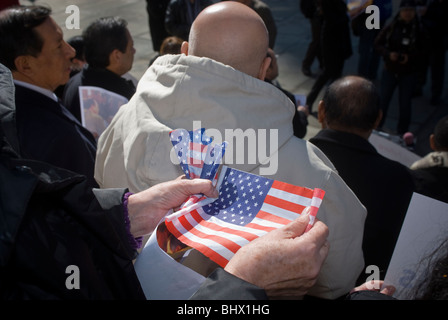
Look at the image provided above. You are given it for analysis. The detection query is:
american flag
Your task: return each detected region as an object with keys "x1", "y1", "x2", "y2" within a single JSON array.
[
  {"x1": 170, "y1": 128, "x2": 226, "y2": 181},
  {"x1": 165, "y1": 165, "x2": 326, "y2": 268}
]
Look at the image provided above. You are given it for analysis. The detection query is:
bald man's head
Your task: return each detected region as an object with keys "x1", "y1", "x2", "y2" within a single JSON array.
[
  {"x1": 182, "y1": 1, "x2": 270, "y2": 79},
  {"x1": 318, "y1": 76, "x2": 381, "y2": 137}
]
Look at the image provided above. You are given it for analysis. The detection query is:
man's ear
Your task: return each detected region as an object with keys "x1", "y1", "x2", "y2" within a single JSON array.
[
  {"x1": 317, "y1": 100, "x2": 326, "y2": 128},
  {"x1": 429, "y1": 133, "x2": 437, "y2": 151},
  {"x1": 14, "y1": 55, "x2": 33, "y2": 75},
  {"x1": 257, "y1": 56, "x2": 271, "y2": 81},
  {"x1": 109, "y1": 49, "x2": 121, "y2": 65},
  {"x1": 374, "y1": 109, "x2": 383, "y2": 129},
  {"x1": 181, "y1": 41, "x2": 189, "y2": 55}
]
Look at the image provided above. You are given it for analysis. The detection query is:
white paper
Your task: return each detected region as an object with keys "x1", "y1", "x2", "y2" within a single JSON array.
[
  {"x1": 134, "y1": 223, "x2": 206, "y2": 300},
  {"x1": 294, "y1": 94, "x2": 307, "y2": 107},
  {"x1": 369, "y1": 131, "x2": 421, "y2": 167},
  {"x1": 383, "y1": 193, "x2": 448, "y2": 300},
  {"x1": 78, "y1": 86, "x2": 128, "y2": 139}
]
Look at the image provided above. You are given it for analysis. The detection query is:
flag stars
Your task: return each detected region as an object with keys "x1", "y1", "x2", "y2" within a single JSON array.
[{"x1": 201, "y1": 167, "x2": 274, "y2": 226}]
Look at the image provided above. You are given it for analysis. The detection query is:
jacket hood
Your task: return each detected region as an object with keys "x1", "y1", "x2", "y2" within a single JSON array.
[
  {"x1": 134, "y1": 54, "x2": 296, "y2": 172},
  {"x1": 0, "y1": 63, "x2": 20, "y2": 157}
]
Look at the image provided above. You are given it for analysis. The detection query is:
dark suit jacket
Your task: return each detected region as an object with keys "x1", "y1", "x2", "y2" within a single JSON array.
[
  {"x1": 14, "y1": 85, "x2": 98, "y2": 188},
  {"x1": 310, "y1": 129, "x2": 415, "y2": 280},
  {"x1": 62, "y1": 65, "x2": 136, "y2": 122}
]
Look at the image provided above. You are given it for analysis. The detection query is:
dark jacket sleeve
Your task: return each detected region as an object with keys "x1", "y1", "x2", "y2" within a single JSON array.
[
  {"x1": 190, "y1": 268, "x2": 268, "y2": 300},
  {"x1": 0, "y1": 161, "x2": 144, "y2": 299}
]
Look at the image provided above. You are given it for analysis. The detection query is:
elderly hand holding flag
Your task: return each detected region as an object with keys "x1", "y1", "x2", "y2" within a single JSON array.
[
  {"x1": 128, "y1": 174, "x2": 329, "y2": 298},
  {"x1": 224, "y1": 211, "x2": 329, "y2": 297}
]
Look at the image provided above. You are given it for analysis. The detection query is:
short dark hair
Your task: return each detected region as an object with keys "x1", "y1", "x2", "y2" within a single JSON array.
[
  {"x1": 433, "y1": 115, "x2": 448, "y2": 151},
  {"x1": 160, "y1": 36, "x2": 183, "y2": 55},
  {"x1": 322, "y1": 76, "x2": 381, "y2": 131},
  {"x1": 83, "y1": 16, "x2": 128, "y2": 69},
  {"x1": 67, "y1": 35, "x2": 85, "y2": 61},
  {"x1": 0, "y1": 5, "x2": 52, "y2": 71}
]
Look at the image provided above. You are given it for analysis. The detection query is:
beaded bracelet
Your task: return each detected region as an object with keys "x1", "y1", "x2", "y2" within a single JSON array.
[{"x1": 123, "y1": 192, "x2": 143, "y2": 250}]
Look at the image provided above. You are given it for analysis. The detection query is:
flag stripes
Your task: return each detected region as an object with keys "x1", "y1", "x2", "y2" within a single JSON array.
[{"x1": 165, "y1": 165, "x2": 325, "y2": 267}]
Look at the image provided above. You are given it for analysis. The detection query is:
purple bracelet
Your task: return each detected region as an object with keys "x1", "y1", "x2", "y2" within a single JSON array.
[{"x1": 123, "y1": 192, "x2": 143, "y2": 250}]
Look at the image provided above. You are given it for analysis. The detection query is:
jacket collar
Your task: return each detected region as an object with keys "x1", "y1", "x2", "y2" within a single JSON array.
[
  {"x1": 311, "y1": 129, "x2": 379, "y2": 155},
  {"x1": 13, "y1": 79, "x2": 58, "y2": 103}
]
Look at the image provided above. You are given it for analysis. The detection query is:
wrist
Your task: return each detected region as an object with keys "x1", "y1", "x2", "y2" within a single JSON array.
[{"x1": 123, "y1": 192, "x2": 143, "y2": 249}]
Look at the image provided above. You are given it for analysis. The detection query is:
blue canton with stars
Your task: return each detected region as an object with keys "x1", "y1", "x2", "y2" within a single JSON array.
[{"x1": 202, "y1": 167, "x2": 274, "y2": 226}]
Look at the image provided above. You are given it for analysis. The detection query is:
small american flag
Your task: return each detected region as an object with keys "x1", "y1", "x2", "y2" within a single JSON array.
[
  {"x1": 170, "y1": 128, "x2": 226, "y2": 181},
  {"x1": 165, "y1": 165, "x2": 326, "y2": 268}
]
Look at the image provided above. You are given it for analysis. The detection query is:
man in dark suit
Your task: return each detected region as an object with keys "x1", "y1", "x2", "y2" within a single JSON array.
[
  {"x1": 62, "y1": 16, "x2": 136, "y2": 123},
  {"x1": 0, "y1": 5, "x2": 98, "y2": 187},
  {"x1": 309, "y1": 75, "x2": 415, "y2": 283}
]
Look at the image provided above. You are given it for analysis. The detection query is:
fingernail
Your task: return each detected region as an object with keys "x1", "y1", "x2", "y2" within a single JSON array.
[{"x1": 302, "y1": 206, "x2": 311, "y2": 217}]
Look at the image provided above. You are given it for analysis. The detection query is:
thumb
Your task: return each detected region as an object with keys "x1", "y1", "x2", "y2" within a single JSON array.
[{"x1": 275, "y1": 212, "x2": 310, "y2": 240}]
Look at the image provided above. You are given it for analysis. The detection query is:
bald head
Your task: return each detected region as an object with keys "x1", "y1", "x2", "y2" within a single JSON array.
[
  {"x1": 183, "y1": 1, "x2": 270, "y2": 79},
  {"x1": 318, "y1": 76, "x2": 381, "y2": 138}
]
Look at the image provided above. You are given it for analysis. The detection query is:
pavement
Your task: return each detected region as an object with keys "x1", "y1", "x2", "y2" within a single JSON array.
[{"x1": 26, "y1": 0, "x2": 448, "y2": 157}]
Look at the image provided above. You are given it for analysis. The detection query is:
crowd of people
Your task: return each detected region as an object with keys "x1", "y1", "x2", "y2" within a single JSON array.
[{"x1": 0, "y1": 0, "x2": 447, "y2": 301}]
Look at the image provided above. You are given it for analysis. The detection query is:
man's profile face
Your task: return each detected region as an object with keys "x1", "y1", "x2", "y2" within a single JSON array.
[
  {"x1": 29, "y1": 17, "x2": 75, "y2": 91},
  {"x1": 120, "y1": 29, "x2": 136, "y2": 74}
]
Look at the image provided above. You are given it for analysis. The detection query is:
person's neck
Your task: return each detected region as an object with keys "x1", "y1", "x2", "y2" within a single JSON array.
[
  {"x1": 327, "y1": 124, "x2": 372, "y2": 140},
  {"x1": 12, "y1": 71, "x2": 56, "y2": 92}
]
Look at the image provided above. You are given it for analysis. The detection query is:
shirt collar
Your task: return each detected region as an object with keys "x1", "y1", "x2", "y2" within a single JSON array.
[{"x1": 13, "y1": 79, "x2": 59, "y2": 103}]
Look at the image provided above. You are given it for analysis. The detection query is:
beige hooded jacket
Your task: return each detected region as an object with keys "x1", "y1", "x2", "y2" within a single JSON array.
[{"x1": 95, "y1": 54, "x2": 366, "y2": 299}]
